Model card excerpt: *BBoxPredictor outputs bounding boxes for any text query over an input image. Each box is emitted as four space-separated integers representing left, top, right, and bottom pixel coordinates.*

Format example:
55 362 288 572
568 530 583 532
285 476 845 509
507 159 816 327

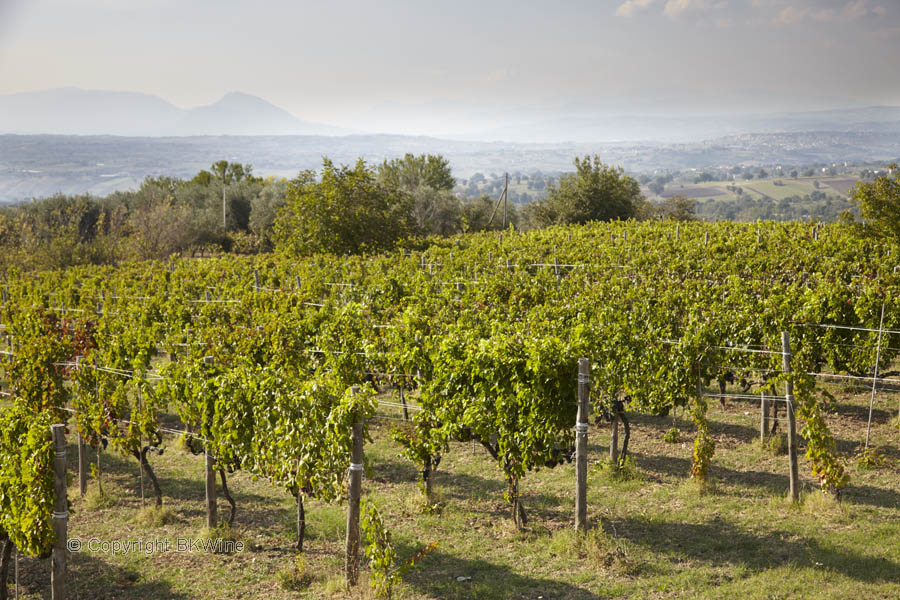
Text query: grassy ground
6 379 900 599
677 176 855 202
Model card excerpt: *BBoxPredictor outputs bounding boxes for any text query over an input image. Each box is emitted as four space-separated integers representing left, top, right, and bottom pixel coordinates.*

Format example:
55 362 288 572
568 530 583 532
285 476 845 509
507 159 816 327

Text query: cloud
772 6 809 24
615 0 655 17
662 0 728 18
663 0 698 17
812 8 836 21
843 0 869 18
616 0 727 20
772 2 871 25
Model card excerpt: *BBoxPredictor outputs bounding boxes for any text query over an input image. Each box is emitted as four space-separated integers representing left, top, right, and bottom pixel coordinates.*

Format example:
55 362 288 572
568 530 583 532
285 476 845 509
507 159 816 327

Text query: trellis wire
59 406 210 444
794 322 900 336
704 393 789 402
807 371 900 386
379 401 423 412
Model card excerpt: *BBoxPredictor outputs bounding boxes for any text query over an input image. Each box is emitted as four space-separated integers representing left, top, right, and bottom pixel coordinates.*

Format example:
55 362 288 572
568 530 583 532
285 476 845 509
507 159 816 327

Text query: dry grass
4 378 900 599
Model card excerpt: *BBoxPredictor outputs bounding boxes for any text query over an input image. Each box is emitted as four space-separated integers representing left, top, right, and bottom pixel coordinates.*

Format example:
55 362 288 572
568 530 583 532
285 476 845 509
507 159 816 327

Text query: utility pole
486 172 510 229
222 179 227 231
502 173 509 229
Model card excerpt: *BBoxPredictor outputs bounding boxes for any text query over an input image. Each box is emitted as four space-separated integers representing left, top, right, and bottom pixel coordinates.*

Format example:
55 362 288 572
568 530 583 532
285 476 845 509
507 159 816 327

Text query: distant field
660 176 860 202
825 178 860 195
661 185 730 199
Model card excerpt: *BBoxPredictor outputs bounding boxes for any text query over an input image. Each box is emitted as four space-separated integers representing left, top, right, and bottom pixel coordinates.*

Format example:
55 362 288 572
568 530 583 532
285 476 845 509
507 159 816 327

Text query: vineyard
1 219 900 599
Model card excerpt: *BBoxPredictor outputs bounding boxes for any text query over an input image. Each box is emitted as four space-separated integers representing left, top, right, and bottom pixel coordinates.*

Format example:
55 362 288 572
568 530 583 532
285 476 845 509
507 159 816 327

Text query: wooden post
345 386 363 586
78 435 87 498
51 424 67 600
204 352 217 528
253 269 260 291
575 358 589 532
760 390 770 443
75 356 87 498
675 225 680 241
782 332 799 503
704 231 709 247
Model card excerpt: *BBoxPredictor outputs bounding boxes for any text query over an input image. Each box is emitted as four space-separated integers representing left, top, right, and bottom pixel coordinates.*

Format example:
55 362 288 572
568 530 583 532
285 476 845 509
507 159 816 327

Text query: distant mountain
3 88 898 143
176 91 347 136
0 88 349 136
0 88 182 136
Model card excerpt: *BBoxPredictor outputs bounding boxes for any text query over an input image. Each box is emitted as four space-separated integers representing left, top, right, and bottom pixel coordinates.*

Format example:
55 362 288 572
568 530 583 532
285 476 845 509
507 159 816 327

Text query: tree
461 194 518 232
377 154 463 236
194 161 259 232
126 201 204 260
249 178 289 247
848 164 900 243
527 156 642 226
273 158 418 255
378 154 454 192
207 161 256 186
408 186 464 236
656 194 697 221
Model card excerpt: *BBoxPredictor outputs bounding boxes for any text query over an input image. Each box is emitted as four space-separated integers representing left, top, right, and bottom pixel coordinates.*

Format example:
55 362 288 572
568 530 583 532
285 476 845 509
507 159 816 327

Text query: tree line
0 153 699 269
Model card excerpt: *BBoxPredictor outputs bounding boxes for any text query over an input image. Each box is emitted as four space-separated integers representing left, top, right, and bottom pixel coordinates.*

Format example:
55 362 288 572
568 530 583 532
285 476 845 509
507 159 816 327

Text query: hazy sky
1 0 898 132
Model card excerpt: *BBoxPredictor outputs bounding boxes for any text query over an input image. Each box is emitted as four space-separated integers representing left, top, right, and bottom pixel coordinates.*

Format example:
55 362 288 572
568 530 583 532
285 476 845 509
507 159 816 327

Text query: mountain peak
0 88 349 136
213 91 272 106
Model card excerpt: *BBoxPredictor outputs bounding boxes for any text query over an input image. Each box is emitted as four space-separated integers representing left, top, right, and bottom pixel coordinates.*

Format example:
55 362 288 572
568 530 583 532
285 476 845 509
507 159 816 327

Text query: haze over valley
1 88 899 202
